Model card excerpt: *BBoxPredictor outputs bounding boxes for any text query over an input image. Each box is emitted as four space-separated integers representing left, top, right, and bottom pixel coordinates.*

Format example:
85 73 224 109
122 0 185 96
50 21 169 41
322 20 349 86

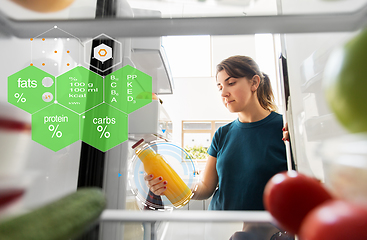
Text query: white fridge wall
284 32 354 179
0 37 82 209
22 141 81 208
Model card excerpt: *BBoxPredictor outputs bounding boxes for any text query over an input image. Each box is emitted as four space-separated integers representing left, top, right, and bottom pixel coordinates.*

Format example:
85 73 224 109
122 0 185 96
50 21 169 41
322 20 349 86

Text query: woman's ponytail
257 72 277 112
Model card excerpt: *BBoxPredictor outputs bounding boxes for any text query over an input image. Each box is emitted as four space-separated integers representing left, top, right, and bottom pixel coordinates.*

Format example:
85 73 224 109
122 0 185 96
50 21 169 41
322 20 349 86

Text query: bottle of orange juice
132 139 192 208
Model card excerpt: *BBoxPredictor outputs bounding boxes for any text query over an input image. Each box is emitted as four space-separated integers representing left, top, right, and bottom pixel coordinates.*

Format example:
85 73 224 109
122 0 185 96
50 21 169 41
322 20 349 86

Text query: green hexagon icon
8 66 55 114
32 103 79 152
105 65 152 114
56 66 103 114
80 103 128 152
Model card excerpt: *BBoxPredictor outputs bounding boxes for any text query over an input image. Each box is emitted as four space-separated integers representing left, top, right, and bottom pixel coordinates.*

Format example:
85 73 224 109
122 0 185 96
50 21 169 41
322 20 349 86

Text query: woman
145 55 289 238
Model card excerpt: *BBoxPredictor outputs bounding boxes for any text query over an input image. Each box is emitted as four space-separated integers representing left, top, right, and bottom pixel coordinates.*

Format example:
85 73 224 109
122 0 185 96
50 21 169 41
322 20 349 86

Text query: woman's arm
191 155 219 200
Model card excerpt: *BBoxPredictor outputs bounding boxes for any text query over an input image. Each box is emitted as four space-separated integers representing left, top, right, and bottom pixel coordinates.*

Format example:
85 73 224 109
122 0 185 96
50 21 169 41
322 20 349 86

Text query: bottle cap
132 139 145 149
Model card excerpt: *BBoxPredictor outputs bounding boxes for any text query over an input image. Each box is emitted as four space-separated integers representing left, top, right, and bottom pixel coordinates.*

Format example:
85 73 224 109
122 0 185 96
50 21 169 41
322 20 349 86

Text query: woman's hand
282 122 289 142
144 174 167 196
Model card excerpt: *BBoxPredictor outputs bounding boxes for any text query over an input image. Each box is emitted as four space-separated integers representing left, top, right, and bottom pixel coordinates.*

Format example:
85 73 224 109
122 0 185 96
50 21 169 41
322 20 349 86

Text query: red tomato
0 189 24 209
263 171 333 234
299 200 367 240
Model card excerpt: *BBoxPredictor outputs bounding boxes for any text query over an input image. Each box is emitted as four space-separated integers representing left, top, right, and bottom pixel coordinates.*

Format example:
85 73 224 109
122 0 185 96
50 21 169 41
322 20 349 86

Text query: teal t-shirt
207 111 287 210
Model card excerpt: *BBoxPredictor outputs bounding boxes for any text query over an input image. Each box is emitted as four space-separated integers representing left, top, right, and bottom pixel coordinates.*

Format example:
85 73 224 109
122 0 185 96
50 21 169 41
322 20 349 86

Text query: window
162 35 211 77
182 120 231 160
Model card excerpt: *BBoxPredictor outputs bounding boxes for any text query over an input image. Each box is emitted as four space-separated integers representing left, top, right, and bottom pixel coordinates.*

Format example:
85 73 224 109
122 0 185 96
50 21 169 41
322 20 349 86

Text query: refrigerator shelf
0 2 366 38
100 209 272 223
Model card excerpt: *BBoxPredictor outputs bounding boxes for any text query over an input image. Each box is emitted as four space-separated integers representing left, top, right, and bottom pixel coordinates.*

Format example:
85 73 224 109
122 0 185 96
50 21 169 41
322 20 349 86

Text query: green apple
323 28 367 133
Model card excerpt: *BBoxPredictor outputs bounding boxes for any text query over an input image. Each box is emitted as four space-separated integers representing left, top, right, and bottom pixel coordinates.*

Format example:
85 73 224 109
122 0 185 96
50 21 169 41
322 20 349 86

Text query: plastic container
132 139 192 208
322 133 367 204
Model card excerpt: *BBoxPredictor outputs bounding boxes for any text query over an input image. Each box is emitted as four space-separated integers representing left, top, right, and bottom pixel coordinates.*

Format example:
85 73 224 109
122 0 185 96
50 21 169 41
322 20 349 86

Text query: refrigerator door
280 1 367 204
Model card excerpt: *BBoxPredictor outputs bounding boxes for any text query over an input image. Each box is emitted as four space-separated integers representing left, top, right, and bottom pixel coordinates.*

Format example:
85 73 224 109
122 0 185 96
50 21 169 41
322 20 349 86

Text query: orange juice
132 139 192 208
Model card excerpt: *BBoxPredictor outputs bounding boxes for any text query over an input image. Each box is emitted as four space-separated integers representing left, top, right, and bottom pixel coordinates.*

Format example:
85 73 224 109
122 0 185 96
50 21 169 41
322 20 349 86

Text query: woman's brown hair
216 55 277 112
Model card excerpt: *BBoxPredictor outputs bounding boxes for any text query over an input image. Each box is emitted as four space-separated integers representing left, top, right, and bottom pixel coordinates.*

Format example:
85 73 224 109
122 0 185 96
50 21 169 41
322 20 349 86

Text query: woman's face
216 70 255 113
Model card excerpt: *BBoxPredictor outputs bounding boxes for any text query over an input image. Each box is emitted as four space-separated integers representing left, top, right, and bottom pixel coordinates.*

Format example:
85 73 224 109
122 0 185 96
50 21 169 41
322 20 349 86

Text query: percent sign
14 93 26 103
48 124 62 138
97 125 110 138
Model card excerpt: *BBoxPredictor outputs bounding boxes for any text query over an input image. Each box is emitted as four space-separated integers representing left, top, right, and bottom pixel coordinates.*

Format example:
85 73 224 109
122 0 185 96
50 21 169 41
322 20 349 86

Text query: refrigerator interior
1 0 367 239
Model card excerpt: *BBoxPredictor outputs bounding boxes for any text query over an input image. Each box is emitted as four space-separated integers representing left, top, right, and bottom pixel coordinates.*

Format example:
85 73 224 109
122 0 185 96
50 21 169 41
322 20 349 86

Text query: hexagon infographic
105 65 152 114
8 32 153 152
56 66 103 113
8 66 55 114
32 103 79 151
80 103 128 152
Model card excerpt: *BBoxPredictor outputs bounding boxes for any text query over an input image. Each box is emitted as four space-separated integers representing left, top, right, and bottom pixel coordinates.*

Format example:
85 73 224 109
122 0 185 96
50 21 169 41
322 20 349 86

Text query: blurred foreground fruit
299 200 367 240
324 28 367 133
0 188 105 240
11 0 74 12
263 171 333 234
0 189 24 210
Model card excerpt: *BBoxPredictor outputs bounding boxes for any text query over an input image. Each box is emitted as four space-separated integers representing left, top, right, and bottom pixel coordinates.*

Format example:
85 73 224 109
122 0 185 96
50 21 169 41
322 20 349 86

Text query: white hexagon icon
83 33 122 73
94 43 112 63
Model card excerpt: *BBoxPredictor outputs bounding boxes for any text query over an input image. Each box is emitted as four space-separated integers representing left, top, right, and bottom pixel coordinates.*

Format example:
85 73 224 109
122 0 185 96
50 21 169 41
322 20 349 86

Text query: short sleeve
207 127 221 158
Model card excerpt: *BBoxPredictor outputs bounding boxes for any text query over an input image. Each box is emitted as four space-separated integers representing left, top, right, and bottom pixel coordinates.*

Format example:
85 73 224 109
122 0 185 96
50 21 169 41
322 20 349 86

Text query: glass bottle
132 139 192 208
